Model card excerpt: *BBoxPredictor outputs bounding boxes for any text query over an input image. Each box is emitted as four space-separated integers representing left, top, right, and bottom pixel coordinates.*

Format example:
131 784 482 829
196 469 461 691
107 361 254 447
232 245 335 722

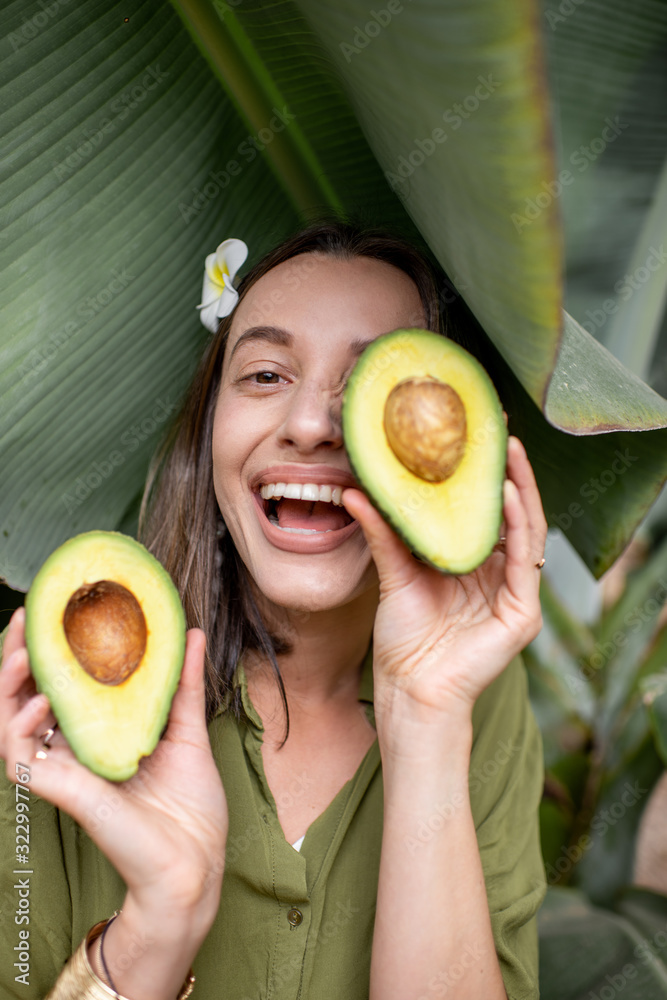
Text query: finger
342 488 421 592
4 685 117 814
0 645 55 715
1 607 26 667
0 655 59 747
3 691 52 778
0 646 32 702
0 647 42 745
163 628 208 742
503 478 541 611
506 436 547 551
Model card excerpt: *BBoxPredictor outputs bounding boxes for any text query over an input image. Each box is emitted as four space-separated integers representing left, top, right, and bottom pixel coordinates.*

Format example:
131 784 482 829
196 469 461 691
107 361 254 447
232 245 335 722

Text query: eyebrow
228 327 378 361
228 326 293 360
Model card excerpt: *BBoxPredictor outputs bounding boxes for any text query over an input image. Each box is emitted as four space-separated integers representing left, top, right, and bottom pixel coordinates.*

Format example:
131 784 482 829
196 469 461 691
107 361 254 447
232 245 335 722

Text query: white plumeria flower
197 238 248 333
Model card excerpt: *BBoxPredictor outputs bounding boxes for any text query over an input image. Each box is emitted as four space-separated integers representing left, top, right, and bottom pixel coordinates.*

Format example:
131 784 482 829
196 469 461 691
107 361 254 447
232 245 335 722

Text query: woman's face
211 252 426 616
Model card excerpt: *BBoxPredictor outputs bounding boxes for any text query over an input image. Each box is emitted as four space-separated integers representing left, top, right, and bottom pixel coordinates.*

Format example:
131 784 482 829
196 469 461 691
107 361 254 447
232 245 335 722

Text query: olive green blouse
0 650 545 1000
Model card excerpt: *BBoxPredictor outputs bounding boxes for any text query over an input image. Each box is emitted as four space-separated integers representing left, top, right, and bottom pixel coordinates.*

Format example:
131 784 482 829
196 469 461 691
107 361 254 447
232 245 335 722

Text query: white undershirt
291 835 305 852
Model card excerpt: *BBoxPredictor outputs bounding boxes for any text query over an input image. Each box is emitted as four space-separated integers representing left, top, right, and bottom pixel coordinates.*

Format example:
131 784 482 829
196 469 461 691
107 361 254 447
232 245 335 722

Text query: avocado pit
383 376 467 482
63 580 147 685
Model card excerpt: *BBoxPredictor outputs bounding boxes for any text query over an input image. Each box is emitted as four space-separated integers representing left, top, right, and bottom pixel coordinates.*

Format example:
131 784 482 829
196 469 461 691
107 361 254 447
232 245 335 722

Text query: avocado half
342 329 507 574
25 531 186 781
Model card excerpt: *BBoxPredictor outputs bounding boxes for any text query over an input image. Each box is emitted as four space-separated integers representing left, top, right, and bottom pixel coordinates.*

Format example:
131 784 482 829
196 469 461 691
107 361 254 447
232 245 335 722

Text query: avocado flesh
342 330 507 574
25 531 186 781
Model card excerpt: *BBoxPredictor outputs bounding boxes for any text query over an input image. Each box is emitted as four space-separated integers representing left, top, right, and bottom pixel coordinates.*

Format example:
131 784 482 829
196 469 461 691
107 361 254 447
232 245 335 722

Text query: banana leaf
542 0 667 380
2 0 667 590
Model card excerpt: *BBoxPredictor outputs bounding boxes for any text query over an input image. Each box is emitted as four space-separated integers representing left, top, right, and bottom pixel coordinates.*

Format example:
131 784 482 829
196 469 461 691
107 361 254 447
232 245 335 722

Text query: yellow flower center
210 259 230 290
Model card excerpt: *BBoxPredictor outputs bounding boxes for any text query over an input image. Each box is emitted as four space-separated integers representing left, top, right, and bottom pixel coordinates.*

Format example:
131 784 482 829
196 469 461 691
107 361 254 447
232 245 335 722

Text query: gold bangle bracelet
45 918 196 1000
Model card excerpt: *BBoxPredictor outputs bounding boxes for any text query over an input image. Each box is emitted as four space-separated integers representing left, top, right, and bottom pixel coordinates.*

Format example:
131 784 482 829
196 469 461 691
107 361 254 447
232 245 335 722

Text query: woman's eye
252 371 281 384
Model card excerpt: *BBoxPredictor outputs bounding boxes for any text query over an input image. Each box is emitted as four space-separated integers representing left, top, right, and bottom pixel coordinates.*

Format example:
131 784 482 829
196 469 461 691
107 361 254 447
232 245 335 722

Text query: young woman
0 223 547 1000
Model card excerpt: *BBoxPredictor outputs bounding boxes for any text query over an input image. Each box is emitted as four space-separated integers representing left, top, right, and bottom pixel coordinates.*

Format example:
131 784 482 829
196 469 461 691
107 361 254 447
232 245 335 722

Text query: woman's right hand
0 607 228 998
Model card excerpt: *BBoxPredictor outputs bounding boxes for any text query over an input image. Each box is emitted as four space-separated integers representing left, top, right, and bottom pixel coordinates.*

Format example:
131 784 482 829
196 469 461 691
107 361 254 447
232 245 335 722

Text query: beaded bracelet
45 915 196 999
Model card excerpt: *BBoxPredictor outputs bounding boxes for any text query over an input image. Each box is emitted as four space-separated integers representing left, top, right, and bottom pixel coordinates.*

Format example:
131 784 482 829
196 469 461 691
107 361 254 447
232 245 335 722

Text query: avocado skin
342 330 507 575
25 531 186 781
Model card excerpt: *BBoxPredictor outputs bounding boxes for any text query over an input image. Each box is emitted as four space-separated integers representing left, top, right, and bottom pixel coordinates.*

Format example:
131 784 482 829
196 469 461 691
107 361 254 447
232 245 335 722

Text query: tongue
276 499 351 532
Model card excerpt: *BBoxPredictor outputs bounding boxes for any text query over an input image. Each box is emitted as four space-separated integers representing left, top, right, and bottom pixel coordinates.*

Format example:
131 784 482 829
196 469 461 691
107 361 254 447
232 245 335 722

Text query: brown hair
139 221 444 741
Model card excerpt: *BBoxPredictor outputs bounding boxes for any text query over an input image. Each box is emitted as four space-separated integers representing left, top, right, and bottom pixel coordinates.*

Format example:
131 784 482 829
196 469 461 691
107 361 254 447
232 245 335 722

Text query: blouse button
287 907 303 927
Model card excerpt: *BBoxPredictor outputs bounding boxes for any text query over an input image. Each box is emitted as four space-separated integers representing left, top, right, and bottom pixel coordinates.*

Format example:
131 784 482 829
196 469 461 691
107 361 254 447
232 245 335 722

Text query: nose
277 383 343 453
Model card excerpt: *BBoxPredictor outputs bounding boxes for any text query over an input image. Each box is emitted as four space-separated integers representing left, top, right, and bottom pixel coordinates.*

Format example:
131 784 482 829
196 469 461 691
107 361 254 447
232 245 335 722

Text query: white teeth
259 482 345 505
280 526 331 535
267 512 333 535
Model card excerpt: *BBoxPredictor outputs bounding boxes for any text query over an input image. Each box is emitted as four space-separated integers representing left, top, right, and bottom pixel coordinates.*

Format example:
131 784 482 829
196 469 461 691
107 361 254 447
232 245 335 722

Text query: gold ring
35 724 58 759
536 557 546 569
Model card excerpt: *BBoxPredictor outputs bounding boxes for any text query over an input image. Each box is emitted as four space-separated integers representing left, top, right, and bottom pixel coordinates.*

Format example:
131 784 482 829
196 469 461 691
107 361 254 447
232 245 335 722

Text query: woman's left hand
342 435 546 722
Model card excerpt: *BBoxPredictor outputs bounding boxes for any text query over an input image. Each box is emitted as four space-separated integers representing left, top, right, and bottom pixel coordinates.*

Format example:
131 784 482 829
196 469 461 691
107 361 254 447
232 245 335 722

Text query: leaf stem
171 0 344 219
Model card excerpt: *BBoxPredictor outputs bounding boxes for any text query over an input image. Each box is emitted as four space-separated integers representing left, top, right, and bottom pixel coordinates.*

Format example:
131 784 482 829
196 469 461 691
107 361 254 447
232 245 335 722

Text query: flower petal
199 267 222 309
197 279 240 333
196 239 248 332
215 238 248 282
198 300 222 334
217 279 239 316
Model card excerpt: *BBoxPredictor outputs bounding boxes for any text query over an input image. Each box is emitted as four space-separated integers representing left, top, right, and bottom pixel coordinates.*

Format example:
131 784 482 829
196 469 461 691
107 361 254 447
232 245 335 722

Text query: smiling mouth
258 482 355 535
